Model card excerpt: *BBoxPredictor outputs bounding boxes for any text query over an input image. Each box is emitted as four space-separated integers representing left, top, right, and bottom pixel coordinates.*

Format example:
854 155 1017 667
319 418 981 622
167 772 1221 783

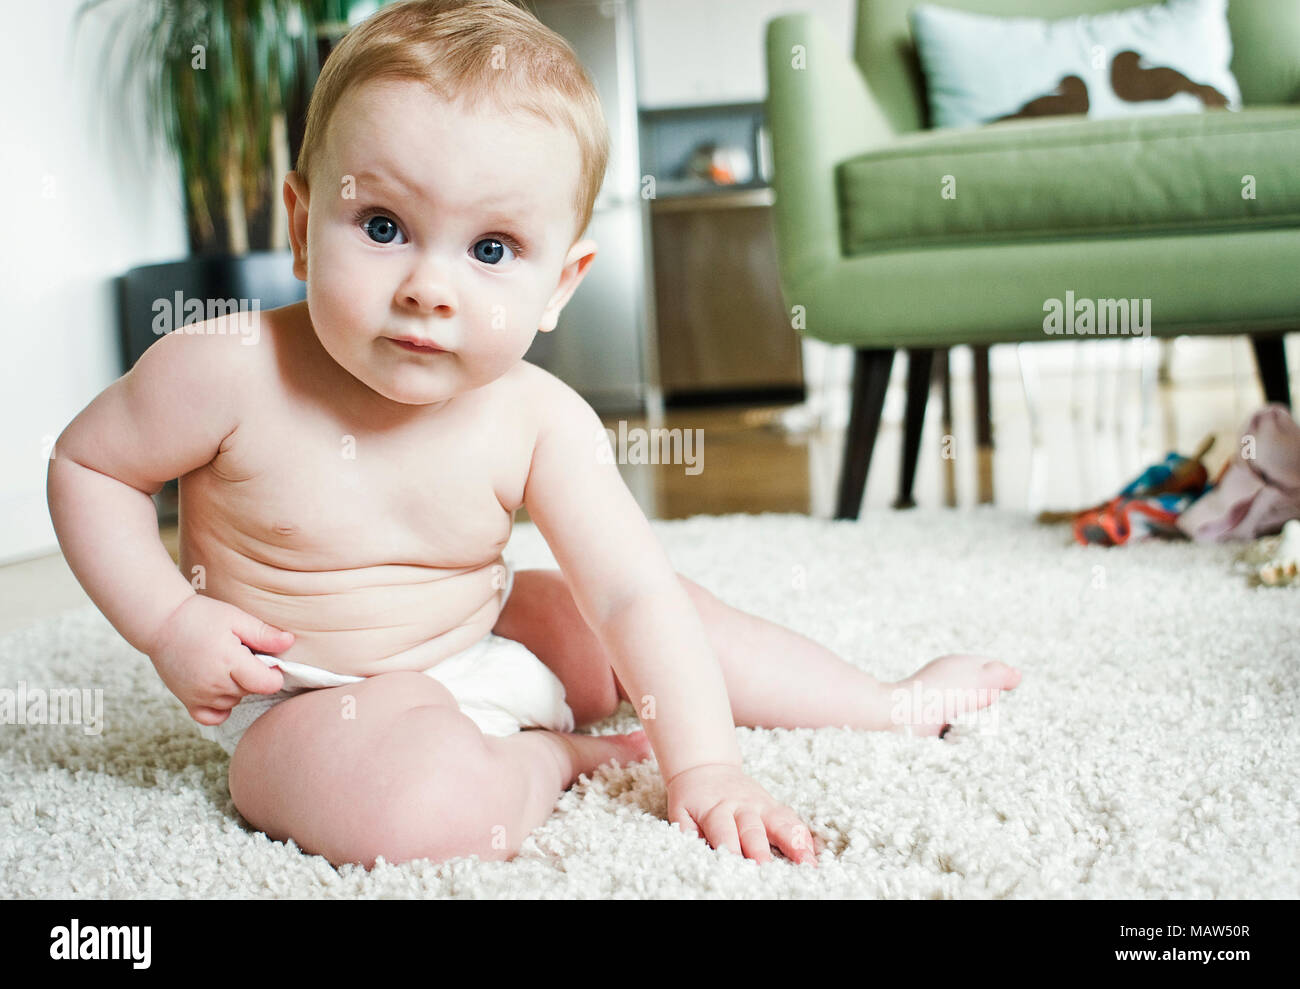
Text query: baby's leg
227 671 649 867
494 570 1020 736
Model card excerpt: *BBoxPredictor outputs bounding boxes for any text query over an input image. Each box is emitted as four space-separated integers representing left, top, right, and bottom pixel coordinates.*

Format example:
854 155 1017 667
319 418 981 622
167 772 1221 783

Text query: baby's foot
885 654 1021 737
560 728 653 780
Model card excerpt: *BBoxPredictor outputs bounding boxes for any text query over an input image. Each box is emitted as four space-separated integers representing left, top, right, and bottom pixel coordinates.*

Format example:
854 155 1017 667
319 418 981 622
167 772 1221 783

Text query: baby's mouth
387 336 448 355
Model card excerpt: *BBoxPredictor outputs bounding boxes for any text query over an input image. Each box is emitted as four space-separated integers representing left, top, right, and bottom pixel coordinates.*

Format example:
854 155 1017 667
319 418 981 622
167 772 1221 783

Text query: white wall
0 0 188 564
634 0 854 108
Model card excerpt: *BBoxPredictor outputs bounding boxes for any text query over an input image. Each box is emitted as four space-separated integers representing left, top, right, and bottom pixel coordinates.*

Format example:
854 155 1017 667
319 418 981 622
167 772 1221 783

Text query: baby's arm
47 324 287 721
523 375 813 863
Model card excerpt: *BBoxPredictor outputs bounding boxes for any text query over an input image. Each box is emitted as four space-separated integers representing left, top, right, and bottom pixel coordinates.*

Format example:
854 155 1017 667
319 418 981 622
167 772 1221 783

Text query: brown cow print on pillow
997 75 1089 121
1110 50 1228 107
999 50 1228 122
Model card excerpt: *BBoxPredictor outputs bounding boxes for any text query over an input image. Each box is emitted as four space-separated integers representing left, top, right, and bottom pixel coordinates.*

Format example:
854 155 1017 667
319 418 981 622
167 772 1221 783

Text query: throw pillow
910 0 1241 128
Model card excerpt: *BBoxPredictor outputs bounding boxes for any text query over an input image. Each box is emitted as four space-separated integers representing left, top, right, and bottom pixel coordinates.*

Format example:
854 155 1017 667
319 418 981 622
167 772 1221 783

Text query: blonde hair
296 0 610 241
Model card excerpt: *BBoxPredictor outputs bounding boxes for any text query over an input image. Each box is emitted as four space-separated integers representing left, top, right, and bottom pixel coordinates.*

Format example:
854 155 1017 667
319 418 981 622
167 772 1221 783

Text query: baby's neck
349 387 456 429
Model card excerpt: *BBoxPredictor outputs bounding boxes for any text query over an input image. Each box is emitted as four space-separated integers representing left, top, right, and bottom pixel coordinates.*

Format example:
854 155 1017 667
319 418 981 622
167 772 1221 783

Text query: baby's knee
344 706 504 866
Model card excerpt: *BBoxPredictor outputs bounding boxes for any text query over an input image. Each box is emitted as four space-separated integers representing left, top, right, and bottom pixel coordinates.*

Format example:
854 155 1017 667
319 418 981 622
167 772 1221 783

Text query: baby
47 0 1019 868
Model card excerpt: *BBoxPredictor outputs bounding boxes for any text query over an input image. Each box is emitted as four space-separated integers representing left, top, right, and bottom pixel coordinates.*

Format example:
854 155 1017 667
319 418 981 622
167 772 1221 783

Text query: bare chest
187 382 529 575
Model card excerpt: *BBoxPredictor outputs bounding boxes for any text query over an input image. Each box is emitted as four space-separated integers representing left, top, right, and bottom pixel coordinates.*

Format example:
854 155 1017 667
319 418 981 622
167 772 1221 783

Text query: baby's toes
980 660 1021 691
621 729 653 762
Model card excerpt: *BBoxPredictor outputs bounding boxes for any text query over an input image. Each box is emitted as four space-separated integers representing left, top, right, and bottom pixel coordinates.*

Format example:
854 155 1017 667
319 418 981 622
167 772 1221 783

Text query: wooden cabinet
650 189 803 398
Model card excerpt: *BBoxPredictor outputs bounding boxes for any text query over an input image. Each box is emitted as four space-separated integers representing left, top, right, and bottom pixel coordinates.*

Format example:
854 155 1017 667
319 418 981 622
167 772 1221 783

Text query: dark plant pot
116 251 305 373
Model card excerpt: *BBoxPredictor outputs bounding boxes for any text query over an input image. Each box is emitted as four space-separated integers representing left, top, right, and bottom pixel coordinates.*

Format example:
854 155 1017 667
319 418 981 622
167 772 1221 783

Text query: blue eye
472 237 516 265
362 215 404 245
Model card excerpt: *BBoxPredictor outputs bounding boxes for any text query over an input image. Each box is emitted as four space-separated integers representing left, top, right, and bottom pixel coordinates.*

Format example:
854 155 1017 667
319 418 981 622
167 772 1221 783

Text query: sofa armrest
765 12 895 302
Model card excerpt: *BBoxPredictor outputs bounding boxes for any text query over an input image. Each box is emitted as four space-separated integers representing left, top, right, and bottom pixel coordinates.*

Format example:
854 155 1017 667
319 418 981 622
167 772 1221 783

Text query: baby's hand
666 763 816 865
146 595 292 726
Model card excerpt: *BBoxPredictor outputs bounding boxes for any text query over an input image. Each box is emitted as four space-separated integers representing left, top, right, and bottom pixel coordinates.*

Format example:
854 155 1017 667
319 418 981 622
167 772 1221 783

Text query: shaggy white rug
2 510 1297 899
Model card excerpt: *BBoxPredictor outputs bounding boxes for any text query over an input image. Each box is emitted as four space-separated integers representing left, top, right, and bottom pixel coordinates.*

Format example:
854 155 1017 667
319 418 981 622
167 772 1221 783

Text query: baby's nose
397 256 457 314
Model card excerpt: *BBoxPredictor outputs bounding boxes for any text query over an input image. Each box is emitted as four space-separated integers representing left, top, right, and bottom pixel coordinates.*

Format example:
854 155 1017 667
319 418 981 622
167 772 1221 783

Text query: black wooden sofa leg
972 344 994 504
835 348 894 519
894 348 934 509
1251 333 1292 409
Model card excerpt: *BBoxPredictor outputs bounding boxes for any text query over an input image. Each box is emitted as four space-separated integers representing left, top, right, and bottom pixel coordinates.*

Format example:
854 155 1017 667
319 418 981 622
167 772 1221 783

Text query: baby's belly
194 546 510 677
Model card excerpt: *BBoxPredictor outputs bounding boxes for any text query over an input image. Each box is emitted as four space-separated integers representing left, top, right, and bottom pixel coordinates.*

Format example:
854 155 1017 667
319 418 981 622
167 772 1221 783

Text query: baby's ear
540 238 598 332
283 172 311 281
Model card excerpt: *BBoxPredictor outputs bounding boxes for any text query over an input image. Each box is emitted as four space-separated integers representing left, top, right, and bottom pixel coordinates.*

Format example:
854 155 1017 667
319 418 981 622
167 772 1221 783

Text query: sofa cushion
837 107 1300 254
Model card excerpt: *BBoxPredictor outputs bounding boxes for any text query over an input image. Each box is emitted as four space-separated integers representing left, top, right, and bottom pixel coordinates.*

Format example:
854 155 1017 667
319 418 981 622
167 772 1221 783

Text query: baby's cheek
309 252 363 309
306 279 363 351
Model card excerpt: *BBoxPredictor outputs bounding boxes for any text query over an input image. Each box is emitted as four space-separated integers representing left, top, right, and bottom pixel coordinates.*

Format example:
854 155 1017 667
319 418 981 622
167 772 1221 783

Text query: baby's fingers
670 808 701 841
229 650 285 695
735 809 773 863
765 807 818 866
190 705 231 727
700 805 743 858
231 612 295 656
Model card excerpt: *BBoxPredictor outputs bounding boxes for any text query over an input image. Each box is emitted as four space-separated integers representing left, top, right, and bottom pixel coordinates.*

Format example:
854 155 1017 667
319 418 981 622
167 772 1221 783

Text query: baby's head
283 0 610 408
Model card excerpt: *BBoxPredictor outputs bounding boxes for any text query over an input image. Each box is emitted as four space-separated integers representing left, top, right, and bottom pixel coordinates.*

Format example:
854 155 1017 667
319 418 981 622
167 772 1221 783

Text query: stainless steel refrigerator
524 0 659 415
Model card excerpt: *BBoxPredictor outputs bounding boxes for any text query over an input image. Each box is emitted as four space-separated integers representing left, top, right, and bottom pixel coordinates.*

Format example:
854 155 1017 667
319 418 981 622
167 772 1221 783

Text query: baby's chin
357 358 513 409
359 370 462 407
310 338 454 407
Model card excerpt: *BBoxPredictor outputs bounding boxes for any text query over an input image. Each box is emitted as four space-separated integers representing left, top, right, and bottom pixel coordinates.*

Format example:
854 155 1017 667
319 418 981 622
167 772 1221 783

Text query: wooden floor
2 335 1291 636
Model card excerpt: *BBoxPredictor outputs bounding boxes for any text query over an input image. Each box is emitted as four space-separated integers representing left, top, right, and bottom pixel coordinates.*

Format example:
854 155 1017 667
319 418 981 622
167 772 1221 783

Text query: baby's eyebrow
353 167 418 196
352 167 534 220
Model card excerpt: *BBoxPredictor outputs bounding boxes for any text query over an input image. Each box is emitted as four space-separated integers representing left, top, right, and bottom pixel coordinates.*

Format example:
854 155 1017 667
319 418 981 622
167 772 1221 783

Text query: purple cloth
1177 404 1300 542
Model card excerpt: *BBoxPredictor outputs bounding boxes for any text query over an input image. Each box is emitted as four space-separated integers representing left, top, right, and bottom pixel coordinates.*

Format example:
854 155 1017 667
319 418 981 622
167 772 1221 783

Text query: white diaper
195 564 575 755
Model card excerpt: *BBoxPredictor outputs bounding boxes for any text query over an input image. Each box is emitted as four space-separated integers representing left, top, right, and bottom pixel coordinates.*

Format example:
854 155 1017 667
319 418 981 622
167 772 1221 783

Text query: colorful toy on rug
1036 436 1214 546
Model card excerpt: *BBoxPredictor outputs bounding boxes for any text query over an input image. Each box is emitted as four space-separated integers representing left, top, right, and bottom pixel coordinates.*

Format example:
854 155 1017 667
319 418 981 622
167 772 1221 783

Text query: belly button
272 523 297 537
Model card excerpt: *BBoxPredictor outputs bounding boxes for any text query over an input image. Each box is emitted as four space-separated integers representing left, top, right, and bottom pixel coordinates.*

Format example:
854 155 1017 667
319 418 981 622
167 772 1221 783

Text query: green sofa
764 0 1300 518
